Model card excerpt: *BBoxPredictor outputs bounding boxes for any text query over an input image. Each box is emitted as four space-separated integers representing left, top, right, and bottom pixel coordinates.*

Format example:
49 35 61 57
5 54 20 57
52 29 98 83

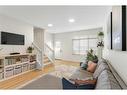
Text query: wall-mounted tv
1 31 25 45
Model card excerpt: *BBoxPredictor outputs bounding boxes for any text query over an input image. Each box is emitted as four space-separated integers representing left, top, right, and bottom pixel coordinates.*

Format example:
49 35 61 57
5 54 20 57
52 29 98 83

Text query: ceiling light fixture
69 18 75 23
48 24 53 27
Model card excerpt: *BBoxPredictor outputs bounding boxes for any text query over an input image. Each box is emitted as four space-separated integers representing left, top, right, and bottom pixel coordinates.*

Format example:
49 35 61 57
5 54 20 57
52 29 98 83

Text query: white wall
103 6 127 84
0 14 33 55
54 28 102 62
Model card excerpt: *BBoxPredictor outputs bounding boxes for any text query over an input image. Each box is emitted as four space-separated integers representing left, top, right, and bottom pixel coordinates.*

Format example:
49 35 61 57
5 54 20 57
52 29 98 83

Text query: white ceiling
0 6 111 33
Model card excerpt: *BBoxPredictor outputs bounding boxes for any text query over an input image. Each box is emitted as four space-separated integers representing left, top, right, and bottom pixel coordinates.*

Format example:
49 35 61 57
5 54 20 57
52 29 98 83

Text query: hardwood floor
55 60 80 67
0 60 79 89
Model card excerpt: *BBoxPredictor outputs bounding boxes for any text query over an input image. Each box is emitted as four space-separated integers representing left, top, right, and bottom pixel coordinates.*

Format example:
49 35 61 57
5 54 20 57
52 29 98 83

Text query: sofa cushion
93 61 110 79
107 70 121 89
97 59 107 66
95 70 121 89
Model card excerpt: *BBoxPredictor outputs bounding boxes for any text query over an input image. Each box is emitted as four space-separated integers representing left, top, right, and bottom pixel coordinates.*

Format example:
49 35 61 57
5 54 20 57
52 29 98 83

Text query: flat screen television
1 32 25 45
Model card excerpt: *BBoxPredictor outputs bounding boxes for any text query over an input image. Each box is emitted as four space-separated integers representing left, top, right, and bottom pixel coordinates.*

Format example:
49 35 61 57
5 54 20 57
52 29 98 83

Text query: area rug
20 64 78 89
49 64 78 79
20 74 63 89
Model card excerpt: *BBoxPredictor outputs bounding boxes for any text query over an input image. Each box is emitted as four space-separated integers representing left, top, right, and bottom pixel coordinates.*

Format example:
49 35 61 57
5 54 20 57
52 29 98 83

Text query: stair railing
44 43 55 63
32 42 43 70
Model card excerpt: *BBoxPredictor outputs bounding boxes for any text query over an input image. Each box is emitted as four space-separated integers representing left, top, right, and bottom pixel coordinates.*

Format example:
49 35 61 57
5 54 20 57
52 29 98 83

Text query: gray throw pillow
81 62 88 70
93 62 110 79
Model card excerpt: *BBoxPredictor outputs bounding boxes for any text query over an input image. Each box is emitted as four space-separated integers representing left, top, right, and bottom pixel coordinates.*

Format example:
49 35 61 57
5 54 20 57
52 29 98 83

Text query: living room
0 4 127 91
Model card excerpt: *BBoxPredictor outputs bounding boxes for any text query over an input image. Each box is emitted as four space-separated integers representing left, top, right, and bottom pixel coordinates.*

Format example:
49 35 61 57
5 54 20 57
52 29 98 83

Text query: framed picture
107 12 112 49
112 6 126 51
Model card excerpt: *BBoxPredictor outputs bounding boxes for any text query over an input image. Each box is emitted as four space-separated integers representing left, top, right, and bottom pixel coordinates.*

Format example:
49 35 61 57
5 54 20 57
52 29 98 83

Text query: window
72 37 97 55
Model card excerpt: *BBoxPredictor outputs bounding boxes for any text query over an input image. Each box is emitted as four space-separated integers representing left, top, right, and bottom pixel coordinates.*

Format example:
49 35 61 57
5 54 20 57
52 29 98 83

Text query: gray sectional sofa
70 59 127 89
21 59 127 89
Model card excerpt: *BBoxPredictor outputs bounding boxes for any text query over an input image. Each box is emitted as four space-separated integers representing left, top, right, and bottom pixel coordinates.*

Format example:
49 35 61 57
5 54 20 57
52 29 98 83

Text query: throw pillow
87 61 97 73
80 62 88 70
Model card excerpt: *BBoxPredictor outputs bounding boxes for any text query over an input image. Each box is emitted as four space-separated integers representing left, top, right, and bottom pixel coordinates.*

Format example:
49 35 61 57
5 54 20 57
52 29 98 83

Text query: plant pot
28 50 32 53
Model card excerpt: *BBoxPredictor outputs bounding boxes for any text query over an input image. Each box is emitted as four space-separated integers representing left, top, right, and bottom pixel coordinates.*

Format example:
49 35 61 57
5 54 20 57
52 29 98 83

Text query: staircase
32 42 55 69
32 43 43 70
43 55 53 66
44 43 55 64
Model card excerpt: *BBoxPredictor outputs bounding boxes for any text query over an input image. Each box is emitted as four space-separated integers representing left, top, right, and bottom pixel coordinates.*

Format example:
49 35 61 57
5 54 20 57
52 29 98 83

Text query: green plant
27 46 34 53
97 41 104 47
86 49 98 63
98 31 104 36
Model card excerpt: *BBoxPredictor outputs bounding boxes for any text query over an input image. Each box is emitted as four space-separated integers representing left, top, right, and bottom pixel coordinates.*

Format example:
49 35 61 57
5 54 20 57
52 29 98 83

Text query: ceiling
0 6 111 33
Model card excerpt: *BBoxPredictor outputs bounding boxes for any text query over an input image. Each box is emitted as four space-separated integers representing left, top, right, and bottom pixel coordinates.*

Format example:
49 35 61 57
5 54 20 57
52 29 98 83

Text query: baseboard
55 58 62 60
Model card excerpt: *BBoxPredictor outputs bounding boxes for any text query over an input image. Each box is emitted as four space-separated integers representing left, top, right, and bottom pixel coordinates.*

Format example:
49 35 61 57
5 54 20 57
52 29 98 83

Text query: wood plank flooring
0 60 79 89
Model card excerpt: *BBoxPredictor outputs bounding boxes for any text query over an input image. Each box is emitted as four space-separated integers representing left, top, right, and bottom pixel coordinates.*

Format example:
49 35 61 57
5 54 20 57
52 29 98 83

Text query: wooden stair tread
44 62 52 66
44 59 50 63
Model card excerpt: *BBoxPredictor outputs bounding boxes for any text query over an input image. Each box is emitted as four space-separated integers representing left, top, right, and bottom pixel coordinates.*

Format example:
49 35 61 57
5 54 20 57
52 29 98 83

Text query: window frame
72 37 97 55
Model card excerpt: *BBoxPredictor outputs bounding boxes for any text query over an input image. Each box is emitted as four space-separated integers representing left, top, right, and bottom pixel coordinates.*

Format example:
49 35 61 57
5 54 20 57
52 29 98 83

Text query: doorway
33 27 44 69
55 41 62 59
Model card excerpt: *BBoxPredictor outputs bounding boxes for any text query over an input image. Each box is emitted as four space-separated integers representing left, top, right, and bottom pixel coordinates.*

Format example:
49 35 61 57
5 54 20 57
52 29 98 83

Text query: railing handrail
44 43 55 63
32 42 43 70
44 43 54 52
32 43 42 52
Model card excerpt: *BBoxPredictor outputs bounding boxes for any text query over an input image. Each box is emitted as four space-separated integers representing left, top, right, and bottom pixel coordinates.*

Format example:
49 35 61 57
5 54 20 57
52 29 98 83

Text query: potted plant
86 49 98 63
97 41 104 47
98 31 104 37
27 46 34 53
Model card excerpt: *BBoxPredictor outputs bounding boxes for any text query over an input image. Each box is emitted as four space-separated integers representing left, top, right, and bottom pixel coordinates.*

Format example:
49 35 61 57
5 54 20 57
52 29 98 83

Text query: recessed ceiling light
69 18 75 23
48 24 53 27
